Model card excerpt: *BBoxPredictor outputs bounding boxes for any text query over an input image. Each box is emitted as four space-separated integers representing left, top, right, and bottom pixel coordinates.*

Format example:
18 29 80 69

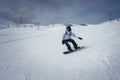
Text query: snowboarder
62 26 83 51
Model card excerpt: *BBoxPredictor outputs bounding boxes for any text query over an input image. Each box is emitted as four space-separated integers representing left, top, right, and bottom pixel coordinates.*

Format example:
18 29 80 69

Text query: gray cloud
0 0 120 24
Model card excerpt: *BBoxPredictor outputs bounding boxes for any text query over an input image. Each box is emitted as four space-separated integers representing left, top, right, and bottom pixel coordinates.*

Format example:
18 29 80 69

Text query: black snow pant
63 39 78 51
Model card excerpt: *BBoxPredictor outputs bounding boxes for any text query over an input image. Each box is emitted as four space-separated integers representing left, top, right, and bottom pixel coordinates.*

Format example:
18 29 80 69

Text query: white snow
0 21 120 80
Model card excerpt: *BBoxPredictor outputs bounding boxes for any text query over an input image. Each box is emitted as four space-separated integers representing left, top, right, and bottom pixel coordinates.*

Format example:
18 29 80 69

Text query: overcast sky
0 0 120 24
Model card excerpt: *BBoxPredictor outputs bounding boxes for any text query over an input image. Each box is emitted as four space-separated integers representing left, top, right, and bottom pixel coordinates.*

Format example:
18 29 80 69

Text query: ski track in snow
0 21 120 80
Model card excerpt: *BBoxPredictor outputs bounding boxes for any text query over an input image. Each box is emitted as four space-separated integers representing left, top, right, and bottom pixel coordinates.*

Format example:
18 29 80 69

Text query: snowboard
63 46 86 54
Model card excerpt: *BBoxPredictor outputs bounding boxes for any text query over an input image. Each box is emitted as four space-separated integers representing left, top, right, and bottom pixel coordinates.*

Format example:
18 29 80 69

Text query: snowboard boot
75 46 80 50
68 49 73 52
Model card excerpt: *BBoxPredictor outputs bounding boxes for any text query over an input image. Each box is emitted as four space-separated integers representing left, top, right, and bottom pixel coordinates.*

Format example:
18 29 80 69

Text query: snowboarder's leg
65 43 72 51
63 40 72 51
69 39 78 49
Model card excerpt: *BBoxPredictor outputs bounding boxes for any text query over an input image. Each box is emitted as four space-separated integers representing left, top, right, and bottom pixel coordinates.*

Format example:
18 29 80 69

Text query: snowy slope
0 21 120 80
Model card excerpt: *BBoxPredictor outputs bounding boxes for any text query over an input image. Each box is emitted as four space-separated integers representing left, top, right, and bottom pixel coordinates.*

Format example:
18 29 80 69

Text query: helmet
66 26 71 31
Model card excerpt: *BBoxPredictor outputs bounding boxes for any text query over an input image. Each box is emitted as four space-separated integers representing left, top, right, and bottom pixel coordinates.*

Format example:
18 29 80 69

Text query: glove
62 40 64 44
78 37 83 40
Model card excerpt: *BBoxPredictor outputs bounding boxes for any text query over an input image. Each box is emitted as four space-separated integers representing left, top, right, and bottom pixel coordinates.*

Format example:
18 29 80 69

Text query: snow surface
0 21 120 80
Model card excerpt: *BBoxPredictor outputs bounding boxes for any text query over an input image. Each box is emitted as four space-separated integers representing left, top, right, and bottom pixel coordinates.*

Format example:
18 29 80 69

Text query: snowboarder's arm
62 34 65 40
62 31 67 40
71 32 83 40
71 32 78 38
